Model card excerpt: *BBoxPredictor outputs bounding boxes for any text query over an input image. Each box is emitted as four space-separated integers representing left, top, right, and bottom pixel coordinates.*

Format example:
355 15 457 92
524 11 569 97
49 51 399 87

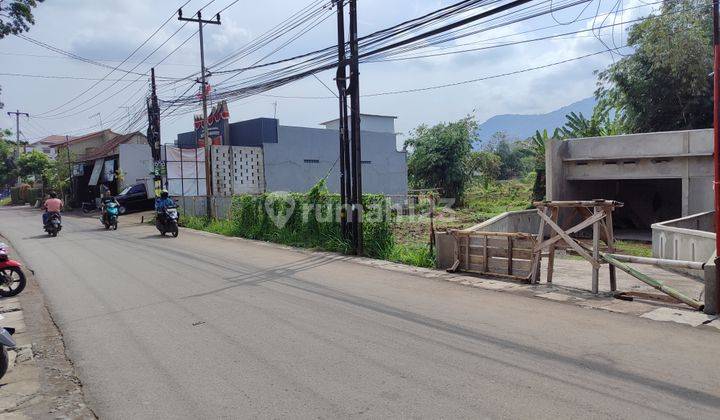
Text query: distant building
173 110 407 199
51 130 151 205
26 135 72 159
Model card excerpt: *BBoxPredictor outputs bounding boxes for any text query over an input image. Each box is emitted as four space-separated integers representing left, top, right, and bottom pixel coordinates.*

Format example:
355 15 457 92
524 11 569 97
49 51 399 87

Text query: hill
477 97 596 143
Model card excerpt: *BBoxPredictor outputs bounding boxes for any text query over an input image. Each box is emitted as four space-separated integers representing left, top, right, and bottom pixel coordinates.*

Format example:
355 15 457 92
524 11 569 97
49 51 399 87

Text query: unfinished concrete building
546 129 713 236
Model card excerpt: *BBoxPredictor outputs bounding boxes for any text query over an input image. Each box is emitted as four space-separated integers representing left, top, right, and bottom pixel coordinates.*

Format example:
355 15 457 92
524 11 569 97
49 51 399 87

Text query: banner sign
194 100 229 147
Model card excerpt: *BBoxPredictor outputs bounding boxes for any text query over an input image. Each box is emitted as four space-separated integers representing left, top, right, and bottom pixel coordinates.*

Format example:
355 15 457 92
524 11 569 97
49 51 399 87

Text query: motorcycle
0 243 26 297
156 206 179 237
102 202 119 230
44 212 62 237
0 323 16 380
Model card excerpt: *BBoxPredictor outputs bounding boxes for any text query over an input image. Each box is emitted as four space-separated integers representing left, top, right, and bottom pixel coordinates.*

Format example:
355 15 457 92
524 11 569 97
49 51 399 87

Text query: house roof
32 135 74 146
49 129 117 148
77 132 146 162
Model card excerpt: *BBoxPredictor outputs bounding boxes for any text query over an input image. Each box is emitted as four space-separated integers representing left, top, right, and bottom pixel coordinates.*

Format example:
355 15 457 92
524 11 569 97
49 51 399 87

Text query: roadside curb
182 226 720 332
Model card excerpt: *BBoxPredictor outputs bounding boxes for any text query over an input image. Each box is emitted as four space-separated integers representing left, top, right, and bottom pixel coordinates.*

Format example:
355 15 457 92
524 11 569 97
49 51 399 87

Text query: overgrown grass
463 173 534 220
0 197 10 206
388 243 436 268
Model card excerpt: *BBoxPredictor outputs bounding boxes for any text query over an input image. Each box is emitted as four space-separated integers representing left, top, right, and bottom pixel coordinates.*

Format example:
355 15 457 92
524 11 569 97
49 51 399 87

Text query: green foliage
388 243 435 268
559 108 625 139
468 150 501 188
405 116 477 205
182 181 395 260
0 130 16 187
0 0 43 38
464 175 534 220
483 132 531 179
17 150 53 184
596 0 712 132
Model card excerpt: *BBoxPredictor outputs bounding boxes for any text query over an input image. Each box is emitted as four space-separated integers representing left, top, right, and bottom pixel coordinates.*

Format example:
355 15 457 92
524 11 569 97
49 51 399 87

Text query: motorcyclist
155 190 175 224
41 192 63 226
100 190 119 225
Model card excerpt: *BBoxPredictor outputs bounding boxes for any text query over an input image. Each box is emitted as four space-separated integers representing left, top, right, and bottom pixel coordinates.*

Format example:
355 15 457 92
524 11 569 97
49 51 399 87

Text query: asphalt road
1 207 719 419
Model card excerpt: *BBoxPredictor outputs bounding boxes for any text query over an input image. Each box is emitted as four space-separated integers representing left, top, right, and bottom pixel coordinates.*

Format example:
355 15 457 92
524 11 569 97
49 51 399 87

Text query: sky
0 0 659 148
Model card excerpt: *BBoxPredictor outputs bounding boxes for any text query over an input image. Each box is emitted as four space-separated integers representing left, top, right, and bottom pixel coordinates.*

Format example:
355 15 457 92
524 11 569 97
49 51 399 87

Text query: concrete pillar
435 231 457 270
545 139 565 201
681 176 690 217
705 255 718 315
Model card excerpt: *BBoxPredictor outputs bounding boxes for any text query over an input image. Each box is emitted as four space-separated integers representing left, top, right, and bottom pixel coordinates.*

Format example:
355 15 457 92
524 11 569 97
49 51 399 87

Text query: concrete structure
51 129 119 159
546 129 713 231
175 114 408 199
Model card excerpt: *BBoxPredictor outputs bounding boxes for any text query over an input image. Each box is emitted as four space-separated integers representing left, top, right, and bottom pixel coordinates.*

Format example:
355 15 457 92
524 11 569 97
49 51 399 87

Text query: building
173 106 407 199
546 129 713 234
52 130 151 205
25 135 73 159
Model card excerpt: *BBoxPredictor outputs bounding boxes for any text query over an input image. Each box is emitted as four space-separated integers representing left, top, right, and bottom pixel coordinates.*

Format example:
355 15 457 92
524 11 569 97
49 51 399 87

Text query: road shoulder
0 236 95 419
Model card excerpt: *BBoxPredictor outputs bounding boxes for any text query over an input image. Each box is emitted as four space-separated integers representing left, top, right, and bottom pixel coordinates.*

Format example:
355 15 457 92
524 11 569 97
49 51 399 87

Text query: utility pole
147 68 163 199
65 134 73 203
6 110 29 156
334 0 350 240
348 0 363 255
712 0 720 315
179 8 221 218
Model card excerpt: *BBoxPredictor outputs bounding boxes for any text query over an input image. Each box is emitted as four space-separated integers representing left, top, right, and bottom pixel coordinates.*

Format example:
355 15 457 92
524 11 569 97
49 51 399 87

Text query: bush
179 181 395 259
10 184 32 204
26 188 42 206
388 243 436 268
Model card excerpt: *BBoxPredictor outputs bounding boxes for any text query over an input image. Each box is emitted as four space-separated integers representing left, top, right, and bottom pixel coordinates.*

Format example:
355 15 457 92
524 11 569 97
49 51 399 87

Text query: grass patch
614 240 652 258
0 197 10 206
464 174 534 220
388 243 435 268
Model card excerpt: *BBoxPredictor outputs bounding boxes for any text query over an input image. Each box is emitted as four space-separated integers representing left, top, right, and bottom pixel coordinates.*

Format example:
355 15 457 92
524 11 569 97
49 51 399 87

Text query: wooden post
606 207 617 291
507 236 513 276
592 206 601 294
531 207 547 284
483 234 489 273
546 206 560 284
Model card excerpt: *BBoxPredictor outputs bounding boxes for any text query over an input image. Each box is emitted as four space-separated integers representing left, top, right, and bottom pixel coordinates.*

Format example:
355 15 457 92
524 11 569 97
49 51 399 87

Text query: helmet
161 189 169 199
49 192 57 198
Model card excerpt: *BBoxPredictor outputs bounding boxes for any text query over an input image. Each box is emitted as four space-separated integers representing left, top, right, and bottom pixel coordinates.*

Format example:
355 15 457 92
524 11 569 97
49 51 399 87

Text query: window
361 160 372 164
304 159 320 164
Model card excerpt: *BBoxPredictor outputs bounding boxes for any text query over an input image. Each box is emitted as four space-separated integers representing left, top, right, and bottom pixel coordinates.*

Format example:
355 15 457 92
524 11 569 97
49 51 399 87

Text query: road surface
1 207 719 419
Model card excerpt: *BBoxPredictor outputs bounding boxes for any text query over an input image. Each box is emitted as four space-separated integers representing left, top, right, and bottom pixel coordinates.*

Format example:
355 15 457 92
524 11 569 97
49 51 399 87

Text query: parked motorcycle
44 212 62 237
0 243 26 297
102 202 119 230
0 323 16 380
156 206 179 237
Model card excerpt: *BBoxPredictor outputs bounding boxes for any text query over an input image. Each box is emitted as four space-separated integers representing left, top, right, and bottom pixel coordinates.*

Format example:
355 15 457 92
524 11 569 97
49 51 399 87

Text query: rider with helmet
155 190 175 224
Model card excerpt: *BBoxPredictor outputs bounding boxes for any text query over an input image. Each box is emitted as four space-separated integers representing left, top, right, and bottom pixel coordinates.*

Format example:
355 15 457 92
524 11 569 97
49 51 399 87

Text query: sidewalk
0 237 95 419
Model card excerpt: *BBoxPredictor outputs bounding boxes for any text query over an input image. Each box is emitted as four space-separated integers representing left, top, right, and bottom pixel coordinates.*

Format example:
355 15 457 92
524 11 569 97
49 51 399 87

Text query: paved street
1 206 719 419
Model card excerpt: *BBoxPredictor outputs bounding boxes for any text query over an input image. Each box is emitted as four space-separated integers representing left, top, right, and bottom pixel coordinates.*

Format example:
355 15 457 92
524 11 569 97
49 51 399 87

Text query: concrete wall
322 114 397 134
464 209 540 234
175 196 233 220
651 212 715 264
547 129 713 224
263 125 408 197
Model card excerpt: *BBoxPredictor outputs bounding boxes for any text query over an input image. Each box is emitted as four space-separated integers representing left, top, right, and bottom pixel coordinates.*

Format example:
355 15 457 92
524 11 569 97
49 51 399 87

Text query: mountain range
477 97 596 143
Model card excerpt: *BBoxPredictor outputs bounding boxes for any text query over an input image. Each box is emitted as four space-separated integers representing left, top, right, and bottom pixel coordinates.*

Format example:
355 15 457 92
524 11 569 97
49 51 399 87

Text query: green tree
0 0 43 38
469 151 501 188
596 0 712 132
405 117 477 205
17 150 53 184
484 132 530 179
559 107 625 139
0 129 17 187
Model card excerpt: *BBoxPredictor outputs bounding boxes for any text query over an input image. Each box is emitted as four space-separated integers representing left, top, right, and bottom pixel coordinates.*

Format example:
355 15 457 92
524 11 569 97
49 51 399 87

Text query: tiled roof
78 132 146 161
49 129 117 148
33 135 74 145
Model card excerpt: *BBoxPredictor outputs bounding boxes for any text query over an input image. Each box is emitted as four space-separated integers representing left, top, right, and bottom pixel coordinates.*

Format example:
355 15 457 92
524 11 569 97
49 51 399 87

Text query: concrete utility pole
6 109 29 156
348 0 363 255
712 0 720 314
334 0 364 255
179 8 221 218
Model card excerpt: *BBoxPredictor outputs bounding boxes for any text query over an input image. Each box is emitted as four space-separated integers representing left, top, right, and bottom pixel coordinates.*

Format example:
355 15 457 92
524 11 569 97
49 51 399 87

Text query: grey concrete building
546 129 713 232
175 114 408 199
